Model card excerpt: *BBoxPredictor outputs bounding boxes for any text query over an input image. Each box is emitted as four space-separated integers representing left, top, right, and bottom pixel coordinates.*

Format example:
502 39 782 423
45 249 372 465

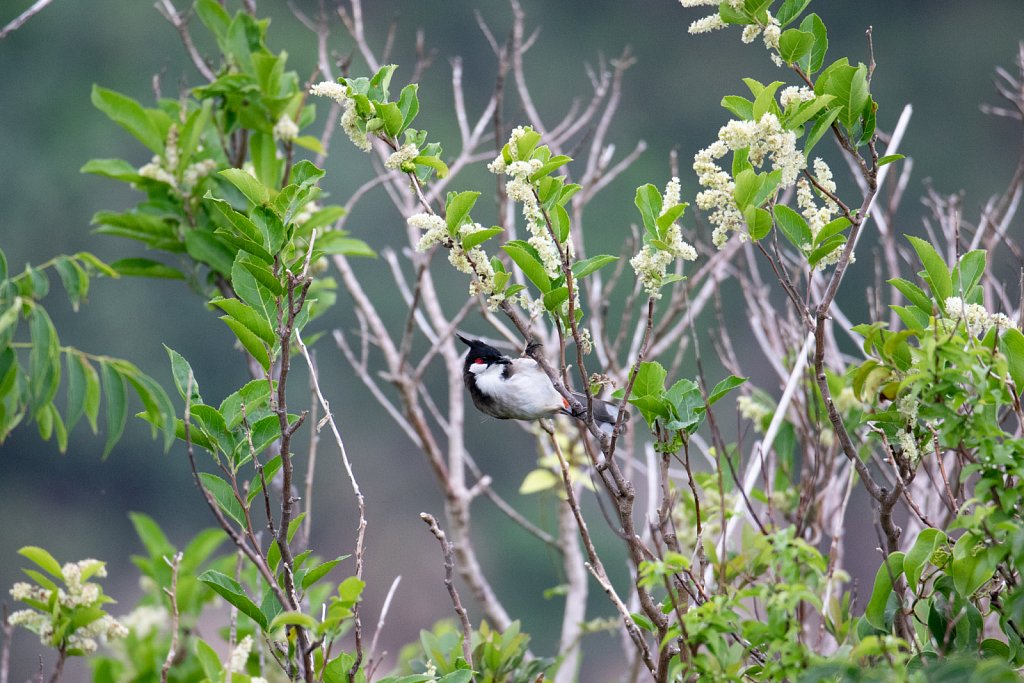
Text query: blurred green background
1 0 1022 679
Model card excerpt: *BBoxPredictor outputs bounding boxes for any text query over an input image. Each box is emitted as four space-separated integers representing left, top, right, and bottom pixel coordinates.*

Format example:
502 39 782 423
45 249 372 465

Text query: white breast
473 358 567 420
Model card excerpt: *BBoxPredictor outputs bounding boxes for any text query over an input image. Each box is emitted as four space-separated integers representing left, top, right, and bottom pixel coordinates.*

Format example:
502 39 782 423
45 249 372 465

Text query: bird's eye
473 358 485 364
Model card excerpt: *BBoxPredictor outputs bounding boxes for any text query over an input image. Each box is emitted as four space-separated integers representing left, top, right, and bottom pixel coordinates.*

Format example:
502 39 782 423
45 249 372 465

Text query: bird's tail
566 392 629 435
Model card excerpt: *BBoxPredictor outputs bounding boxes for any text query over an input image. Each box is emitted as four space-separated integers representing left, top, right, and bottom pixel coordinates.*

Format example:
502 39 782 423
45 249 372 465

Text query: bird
457 334 627 433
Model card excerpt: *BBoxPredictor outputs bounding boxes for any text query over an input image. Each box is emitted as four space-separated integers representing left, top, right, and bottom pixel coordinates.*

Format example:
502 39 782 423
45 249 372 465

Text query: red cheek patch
473 358 485 364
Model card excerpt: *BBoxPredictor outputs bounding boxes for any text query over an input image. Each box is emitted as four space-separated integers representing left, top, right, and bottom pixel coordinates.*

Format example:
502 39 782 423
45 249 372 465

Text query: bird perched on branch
457 334 627 433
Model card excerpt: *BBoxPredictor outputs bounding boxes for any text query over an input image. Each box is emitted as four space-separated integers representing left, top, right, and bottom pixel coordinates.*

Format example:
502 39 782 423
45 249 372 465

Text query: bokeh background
1 0 1022 680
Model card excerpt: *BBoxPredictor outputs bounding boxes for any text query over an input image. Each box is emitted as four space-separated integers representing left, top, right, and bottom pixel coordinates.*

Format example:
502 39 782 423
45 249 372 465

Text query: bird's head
456 334 509 374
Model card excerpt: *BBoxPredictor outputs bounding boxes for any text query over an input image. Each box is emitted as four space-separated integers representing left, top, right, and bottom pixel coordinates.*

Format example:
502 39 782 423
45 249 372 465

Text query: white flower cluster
8 559 128 654
737 394 771 425
944 296 1019 336
680 0 740 35
120 605 168 638
272 114 299 143
795 158 844 268
740 12 783 66
410 213 499 304
897 428 919 463
630 178 698 298
229 634 254 672
384 142 420 170
309 81 372 153
780 86 816 109
694 113 805 248
137 124 217 194
488 127 567 278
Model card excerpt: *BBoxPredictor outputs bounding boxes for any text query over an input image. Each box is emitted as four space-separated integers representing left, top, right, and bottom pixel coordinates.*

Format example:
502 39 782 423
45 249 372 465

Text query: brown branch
0 0 55 40
420 513 475 669
160 552 183 683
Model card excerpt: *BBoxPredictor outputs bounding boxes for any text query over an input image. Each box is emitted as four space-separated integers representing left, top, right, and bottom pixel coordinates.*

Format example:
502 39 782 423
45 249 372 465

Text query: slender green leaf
219 168 269 206
445 191 480 235
888 278 934 316
222 317 271 371
865 552 904 630
91 85 164 154
906 235 952 304
99 361 127 459
18 546 63 578
708 375 747 405
210 297 275 345
774 204 812 250
502 242 551 293
571 255 618 280
110 258 184 280
197 570 268 630
198 473 247 528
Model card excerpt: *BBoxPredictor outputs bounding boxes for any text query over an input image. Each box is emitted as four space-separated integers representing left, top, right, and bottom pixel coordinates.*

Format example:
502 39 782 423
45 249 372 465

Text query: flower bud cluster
310 81 372 152
694 114 805 248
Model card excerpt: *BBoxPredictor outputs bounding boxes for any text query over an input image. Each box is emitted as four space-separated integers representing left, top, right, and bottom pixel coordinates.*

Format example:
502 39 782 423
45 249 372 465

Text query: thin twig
160 552 183 683
0 0 55 40
420 513 475 669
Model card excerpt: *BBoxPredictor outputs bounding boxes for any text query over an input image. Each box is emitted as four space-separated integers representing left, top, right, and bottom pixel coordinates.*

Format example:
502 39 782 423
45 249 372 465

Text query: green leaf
519 468 560 494
784 93 834 129
219 168 269 206
222 317 271 371
779 29 814 64
999 328 1024 395
634 184 662 236
445 191 480 235
951 249 986 297
231 254 276 324
18 546 63 578
301 556 347 590
775 0 811 26
461 227 503 251
502 242 551 293
412 155 449 179
906 235 952 304
804 108 841 158
65 352 89 432
632 361 667 399
184 230 235 276
817 59 870 132
721 95 754 121
904 529 946 591
269 611 318 631
80 158 144 183
708 375 747 405
888 278 934 316
91 85 164 154
774 204 812 250
194 638 223 682
197 570 268 630
798 13 828 74
210 297 276 346
250 132 281 190
865 551 904 630
164 345 202 404
572 255 618 280
751 80 784 121
813 216 851 247
121 365 177 452
99 362 126 458
110 258 185 280
542 287 570 312
28 307 59 418
198 473 247 528
246 455 282 504
53 256 89 311
529 154 572 182
744 206 772 241
877 154 905 168
129 511 174 559
807 234 846 268
397 83 419 130
733 169 759 210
